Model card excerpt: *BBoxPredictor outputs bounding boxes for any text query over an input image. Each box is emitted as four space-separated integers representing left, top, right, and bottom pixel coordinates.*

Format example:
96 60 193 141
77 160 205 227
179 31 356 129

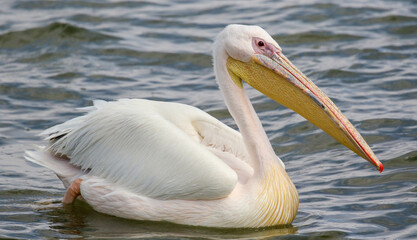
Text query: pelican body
26 25 382 228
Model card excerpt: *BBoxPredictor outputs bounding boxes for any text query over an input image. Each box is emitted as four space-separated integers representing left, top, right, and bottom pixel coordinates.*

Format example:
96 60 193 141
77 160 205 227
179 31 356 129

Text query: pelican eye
257 41 265 47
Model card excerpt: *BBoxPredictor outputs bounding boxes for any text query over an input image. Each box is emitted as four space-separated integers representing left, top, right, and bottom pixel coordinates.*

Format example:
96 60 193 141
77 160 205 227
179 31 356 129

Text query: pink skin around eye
252 37 281 58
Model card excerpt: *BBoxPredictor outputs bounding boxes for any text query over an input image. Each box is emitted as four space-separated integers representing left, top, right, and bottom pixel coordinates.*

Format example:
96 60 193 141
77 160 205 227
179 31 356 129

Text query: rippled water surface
1 0 416 239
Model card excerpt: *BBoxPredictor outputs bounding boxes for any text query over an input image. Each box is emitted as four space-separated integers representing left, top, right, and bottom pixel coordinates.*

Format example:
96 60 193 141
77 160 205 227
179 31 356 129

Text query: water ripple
0 22 117 49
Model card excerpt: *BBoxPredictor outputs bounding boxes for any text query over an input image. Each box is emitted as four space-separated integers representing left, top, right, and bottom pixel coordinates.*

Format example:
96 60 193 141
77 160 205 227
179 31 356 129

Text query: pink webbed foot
63 178 82 204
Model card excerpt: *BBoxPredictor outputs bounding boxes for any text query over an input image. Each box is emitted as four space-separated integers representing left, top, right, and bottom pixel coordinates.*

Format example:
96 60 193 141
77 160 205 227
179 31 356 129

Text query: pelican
26 24 383 228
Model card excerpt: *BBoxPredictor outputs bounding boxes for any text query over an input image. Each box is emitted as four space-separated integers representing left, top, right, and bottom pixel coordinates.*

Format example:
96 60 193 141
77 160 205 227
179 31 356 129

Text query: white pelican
26 24 383 228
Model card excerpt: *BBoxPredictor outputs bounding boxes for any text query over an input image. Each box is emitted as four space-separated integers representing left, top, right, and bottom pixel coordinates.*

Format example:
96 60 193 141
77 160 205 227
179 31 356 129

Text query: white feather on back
42 99 253 200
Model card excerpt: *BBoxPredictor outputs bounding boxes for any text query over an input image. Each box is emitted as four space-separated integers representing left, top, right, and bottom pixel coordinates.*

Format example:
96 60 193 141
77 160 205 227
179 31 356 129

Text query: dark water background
1 0 416 239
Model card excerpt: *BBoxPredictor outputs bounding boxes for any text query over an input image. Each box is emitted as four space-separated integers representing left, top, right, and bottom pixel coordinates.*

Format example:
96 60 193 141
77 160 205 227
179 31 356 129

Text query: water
1 0 416 239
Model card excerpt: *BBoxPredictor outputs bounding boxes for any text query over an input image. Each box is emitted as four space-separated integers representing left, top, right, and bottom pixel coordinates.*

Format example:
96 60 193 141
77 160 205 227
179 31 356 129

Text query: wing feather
43 99 244 200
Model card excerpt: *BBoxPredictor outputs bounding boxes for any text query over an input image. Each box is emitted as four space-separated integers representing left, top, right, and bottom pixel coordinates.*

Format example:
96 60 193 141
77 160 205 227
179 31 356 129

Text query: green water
1 0 416 239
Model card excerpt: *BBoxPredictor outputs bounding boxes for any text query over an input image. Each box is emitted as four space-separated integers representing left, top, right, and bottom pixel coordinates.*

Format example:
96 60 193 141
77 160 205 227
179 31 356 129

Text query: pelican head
215 24 383 172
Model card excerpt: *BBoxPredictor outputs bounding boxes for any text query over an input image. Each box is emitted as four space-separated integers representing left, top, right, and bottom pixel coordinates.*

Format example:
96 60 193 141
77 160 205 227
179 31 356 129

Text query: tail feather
25 148 84 188
26 102 107 188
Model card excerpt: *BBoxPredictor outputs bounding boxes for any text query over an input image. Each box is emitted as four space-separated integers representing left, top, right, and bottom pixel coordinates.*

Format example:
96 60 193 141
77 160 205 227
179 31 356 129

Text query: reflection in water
35 201 297 239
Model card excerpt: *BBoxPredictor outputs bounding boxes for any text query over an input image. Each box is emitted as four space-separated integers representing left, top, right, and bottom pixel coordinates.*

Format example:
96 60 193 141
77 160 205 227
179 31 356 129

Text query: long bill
226 52 383 172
